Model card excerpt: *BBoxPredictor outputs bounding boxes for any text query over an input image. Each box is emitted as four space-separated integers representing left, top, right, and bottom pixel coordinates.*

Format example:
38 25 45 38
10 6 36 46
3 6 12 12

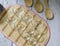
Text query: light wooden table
0 0 60 46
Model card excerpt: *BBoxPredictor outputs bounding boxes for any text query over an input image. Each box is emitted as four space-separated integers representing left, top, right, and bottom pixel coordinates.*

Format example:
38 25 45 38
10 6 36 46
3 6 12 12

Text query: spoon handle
44 0 49 8
36 0 41 3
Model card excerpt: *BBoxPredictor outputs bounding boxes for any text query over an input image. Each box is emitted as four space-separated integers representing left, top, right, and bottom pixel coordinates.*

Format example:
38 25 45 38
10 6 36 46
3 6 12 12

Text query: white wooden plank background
0 0 60 46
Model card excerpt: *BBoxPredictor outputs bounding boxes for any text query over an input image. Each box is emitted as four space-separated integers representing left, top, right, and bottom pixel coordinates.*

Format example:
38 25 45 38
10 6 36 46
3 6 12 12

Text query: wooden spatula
0 5 50 46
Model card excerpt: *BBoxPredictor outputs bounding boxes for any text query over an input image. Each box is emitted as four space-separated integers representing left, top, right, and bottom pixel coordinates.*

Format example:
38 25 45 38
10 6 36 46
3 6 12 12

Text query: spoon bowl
34 0 43 13
45 8 54 20
24 0 33 7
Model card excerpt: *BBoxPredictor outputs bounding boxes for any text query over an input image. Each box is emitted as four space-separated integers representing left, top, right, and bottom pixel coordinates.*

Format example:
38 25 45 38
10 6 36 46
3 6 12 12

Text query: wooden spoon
44 0 54 20
24 0 33 7
34 0 43 13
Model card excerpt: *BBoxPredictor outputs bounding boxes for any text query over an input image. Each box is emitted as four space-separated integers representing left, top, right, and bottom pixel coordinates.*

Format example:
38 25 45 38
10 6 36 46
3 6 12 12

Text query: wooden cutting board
0 5 50 46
